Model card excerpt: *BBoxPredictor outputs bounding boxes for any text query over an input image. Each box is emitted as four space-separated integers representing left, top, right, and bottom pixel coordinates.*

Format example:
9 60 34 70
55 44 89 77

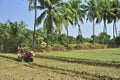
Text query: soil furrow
36 55 120 68
0 55 119 80
29 62 120 80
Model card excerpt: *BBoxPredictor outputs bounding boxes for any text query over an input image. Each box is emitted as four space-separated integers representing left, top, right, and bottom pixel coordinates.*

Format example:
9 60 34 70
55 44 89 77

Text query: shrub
2 40 18 53
89 43 107 49
29 44 43 52
73 44 82 50
81 43 90 49
115 36 120 46
51 44 66 51
74 43 107 50
64 44 72 50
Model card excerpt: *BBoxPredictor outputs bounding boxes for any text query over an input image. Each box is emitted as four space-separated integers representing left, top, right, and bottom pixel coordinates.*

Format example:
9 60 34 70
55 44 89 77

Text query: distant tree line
0 20 120 52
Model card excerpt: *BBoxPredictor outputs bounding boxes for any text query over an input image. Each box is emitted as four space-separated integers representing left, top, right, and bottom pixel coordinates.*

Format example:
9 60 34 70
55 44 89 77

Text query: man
17 46 24 61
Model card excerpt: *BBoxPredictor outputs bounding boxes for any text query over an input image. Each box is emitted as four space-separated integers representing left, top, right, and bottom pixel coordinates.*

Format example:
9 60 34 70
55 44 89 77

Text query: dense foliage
0 21 32 52
0 20 117 52
115 36 120 46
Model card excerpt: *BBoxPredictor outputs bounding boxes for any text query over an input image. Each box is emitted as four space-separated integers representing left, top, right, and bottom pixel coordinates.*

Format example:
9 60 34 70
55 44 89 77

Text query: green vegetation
115 36 120 46
0 21 112 52
27 0 120 47
1 0 120 52
0 21 32 52
37 48 120 63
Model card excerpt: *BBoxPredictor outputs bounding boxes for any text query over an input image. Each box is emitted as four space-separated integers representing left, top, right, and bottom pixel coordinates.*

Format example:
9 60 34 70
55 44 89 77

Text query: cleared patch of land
0 48 120 80
0 56 85 80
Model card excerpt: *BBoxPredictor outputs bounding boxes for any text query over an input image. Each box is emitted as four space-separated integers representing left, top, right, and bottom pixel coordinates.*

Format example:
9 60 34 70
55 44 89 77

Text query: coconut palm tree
69 0 85 43
106 0 120 47
36 0 63 47
86 0 101 44
99 0 116 34
28 0 37 46
109 0 120 38
60 2 74 44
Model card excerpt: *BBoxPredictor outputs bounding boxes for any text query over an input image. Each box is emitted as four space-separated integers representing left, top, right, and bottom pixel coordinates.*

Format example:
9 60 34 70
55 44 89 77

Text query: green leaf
36 10 47 26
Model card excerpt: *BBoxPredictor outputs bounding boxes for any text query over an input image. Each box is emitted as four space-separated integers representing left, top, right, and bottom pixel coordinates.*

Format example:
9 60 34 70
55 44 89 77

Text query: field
0 48 120 80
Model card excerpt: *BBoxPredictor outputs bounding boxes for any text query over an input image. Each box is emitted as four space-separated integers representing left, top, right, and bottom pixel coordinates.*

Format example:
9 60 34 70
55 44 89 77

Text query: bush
115 36 120 46
44 45 52 52
89 43 107 49
29 44 43 52
73 44 82 50
51 44 66 51
2 40 18 53
74 43 107 50
64 44 72 50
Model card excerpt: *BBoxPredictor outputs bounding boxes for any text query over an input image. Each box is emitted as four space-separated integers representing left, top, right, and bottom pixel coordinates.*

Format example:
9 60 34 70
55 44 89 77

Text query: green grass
37 48 120 63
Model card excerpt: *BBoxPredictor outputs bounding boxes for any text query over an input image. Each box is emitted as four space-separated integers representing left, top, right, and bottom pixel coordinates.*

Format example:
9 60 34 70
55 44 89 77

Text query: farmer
17 45 24 61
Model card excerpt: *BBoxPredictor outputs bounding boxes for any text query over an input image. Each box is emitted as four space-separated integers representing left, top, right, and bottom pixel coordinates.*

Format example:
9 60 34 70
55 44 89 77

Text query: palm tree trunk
113 20 117 47
103 19 107 33
113 22 115 39
115 22 117 37
66 27 69 44
93 19 95 44
78 24 82 43
46 15 53 48
46 34 49 48
33 0 37 46
113 19 118 38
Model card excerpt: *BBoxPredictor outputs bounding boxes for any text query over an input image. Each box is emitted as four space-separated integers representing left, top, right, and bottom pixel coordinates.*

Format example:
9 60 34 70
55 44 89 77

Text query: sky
0 0 120 38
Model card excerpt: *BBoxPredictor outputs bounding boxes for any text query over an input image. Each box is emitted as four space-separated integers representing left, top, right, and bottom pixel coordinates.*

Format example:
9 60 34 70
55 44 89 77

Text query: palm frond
38 0 44 5
43 14 52 33
36 10 47 26
62 15 68 28
51 10 62 30
44 0 52 9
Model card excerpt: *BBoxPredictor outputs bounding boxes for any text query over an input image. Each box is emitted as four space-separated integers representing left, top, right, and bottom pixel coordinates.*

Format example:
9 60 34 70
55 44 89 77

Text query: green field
37 48 120 63
0 48 120 80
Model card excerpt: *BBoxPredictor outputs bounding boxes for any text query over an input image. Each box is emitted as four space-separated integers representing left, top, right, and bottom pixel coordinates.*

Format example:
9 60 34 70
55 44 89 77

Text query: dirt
0 55 120 80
